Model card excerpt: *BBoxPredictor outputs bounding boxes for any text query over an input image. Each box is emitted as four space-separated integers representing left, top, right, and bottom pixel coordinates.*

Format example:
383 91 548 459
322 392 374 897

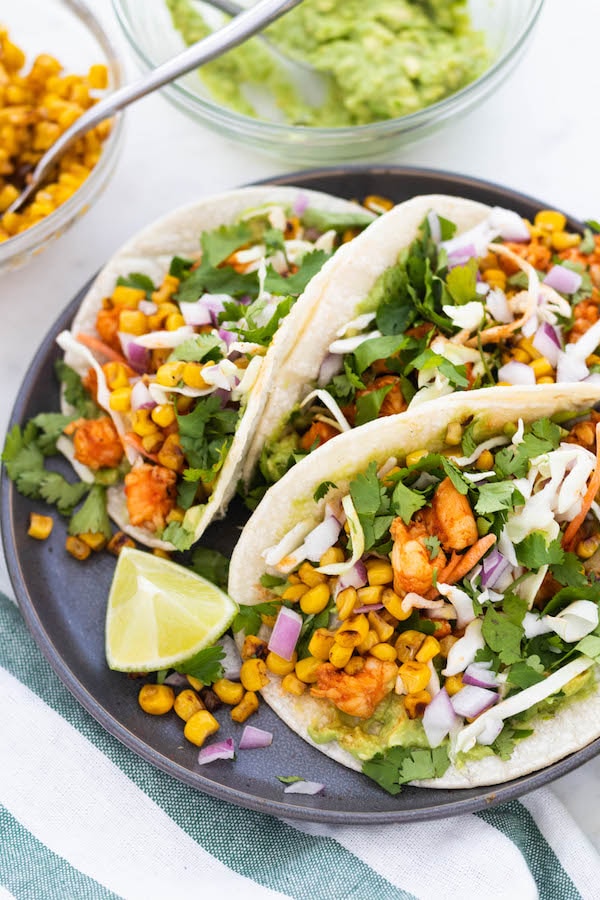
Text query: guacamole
167 0 489 127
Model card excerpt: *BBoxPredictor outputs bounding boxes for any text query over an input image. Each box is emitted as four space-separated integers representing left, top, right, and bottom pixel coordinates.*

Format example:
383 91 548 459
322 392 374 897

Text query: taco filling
256 209 600 492
54 199 371 550
246 409 600 793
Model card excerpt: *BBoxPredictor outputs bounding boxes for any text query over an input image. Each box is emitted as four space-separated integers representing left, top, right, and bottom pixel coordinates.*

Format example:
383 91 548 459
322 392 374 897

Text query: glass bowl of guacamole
112 0 543 163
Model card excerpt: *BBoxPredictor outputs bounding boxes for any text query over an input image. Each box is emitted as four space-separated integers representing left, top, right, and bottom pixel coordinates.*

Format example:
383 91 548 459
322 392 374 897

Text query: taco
243 195 600 501
55 186 373 550
229 384 600 791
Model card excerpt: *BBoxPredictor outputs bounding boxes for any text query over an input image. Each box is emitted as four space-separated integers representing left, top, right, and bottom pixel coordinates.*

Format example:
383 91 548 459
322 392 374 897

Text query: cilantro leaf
202 222 253 267
169 334 224 363
176 397 238 470
551 552 588 588
362 744 450 795
188 547 230 590
39 473 89 516
409 349 468 388
169 256 193 279
175 645 225 684
507 658 546 690
232 601 280 635
474 482 517 515
116 272 155 298
355 383 393 426
68 484 111 538
481 606 523 665
349 462 382 518
264 250 330 296
445 258 478 305
313 481 337 502
54 359 99 419
160 521 196 551
353 334 410 375
237 295 295 345
29 413 76 454
391 480 427 524
424 535 441 560
440 457 469 495
515 532 564 569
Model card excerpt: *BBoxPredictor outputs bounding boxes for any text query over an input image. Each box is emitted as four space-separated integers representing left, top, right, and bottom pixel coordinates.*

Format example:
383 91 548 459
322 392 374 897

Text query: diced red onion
267 606 303 661
485 289 513 324
567 318 600 361
119 335 150 373
544 264 582 294
293 194 309 216
497 360 536 386
427 210 441 244
451 685 498 718
463 663 499 690
521 314 538 338
334 560 367 597
422 688 458 748
130 380 156 411
303 516 342 562
353 603 384 614
556 350 589 383
138 299 158 315
318 353 344 388
213 388 232 408
197 738 235 765
219 634 241 681
283 781 324 795
446 243 477 268
181 302 212 326
219 328 236 347
239 725 273 750
481 549 511 589
532 322 562 367
163 672 188 687
492 209 530 242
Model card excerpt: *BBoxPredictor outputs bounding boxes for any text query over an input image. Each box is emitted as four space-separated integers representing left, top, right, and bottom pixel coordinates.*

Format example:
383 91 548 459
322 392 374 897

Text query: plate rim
3 164 600 823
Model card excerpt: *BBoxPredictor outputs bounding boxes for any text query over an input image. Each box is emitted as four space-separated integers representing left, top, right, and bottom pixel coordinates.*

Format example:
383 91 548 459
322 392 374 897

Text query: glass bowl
113 0 543 164
0 0 125 275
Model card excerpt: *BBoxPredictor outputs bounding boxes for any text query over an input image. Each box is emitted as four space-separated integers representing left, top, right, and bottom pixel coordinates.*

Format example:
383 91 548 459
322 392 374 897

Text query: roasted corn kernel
366 559 394 586
281 583 309 602
300 582 330 615
138 684 174 716
394 630 425 662
328 642 354 668
281 673 306 696
298 561 327 587
382 588 411 621
295 656 322 683
212 678 245 706
404 690 431 719
307 628 335 661
173 689 204 722
184 709 219 745
415 635 441 663
445 674 464 696
370 642 397 662
319 546 345 567
65 535 91 560
336 586 358 620
398 660 431 694
240 658 269 692
265 651 297 677
28 513 53 540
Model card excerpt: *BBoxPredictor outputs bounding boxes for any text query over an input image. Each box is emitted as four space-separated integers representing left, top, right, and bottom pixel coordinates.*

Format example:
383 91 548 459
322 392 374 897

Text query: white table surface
2 0 599 849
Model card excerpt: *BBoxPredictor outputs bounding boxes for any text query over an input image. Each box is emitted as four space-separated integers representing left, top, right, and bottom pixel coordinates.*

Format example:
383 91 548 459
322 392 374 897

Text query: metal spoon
7 0 304 215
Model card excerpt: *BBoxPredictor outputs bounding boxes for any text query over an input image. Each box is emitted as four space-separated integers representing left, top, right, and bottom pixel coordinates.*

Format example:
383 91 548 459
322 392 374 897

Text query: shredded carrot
436 551 461 584
562 423 600 551
442 534 497 585
76 332 129 365
123 433 160 464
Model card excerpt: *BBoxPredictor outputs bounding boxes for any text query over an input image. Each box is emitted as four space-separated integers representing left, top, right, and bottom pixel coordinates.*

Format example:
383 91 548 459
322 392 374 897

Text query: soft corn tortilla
241 193 492 485
229 384 600 788
60 186 373 549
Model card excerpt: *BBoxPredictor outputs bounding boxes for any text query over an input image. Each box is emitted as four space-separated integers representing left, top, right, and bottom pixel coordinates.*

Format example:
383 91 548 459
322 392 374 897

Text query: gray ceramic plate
3 166 600 823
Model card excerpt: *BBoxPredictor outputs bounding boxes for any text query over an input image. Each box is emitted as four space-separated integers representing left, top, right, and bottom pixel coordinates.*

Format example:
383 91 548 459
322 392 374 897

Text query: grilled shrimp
311 656 397 719
67 416 124 470
124 463 177 532
390 515 446 596
431 477 478 551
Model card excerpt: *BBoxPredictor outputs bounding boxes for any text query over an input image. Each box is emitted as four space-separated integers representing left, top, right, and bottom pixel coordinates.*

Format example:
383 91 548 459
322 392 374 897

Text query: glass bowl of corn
0 0 125 274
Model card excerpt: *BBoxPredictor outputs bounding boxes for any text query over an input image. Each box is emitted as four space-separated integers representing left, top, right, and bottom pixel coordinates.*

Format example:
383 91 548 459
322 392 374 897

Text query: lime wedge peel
105 547 238 673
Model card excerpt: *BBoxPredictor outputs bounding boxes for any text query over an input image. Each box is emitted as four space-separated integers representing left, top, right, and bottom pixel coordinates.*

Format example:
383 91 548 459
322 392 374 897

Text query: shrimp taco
55 186 373 550
229 384 600 791
244 195 600 503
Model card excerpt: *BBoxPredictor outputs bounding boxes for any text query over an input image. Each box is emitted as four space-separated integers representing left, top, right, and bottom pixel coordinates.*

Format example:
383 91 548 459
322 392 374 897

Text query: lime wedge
105 547 238 672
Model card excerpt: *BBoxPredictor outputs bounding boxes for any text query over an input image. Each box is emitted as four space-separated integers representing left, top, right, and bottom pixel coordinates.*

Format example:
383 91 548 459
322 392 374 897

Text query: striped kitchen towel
1 591 599 900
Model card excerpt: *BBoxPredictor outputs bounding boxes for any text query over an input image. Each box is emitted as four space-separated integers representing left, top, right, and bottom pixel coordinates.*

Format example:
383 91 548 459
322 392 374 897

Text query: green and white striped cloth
1 591 599 900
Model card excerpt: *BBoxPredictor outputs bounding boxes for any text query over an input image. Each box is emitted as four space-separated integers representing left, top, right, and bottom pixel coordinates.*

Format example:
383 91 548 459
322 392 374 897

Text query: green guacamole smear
166 0 490 127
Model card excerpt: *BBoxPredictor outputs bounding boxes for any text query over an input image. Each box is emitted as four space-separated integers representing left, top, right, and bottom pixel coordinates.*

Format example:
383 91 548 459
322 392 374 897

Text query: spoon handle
10 0 302 212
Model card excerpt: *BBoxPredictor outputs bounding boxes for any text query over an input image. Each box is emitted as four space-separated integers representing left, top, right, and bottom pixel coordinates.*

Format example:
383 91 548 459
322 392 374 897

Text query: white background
1 0 600 847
